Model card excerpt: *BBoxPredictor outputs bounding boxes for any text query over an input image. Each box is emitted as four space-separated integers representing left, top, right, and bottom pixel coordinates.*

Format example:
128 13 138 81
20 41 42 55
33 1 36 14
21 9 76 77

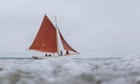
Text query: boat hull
32 56 62 59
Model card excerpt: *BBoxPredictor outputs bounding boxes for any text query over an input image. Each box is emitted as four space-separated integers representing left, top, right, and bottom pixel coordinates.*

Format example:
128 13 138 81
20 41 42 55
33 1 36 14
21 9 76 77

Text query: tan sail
58 29 78 55
29 15 58 53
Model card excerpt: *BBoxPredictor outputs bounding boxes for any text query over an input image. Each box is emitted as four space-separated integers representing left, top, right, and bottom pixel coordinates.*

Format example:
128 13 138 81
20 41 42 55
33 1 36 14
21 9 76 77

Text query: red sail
29 15 58 53
58 30 77 53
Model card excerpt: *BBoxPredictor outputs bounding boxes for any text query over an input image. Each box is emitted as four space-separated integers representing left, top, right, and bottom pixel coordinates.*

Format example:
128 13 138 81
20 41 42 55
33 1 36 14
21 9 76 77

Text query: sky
0 0 140 57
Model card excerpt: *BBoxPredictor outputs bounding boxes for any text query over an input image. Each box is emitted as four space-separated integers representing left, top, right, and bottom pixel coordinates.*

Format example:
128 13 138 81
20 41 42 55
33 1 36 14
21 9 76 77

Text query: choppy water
0 56 140 84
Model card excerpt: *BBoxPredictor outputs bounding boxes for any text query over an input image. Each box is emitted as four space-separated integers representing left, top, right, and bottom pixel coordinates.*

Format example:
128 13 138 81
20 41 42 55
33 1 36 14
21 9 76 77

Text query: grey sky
0 0 140 57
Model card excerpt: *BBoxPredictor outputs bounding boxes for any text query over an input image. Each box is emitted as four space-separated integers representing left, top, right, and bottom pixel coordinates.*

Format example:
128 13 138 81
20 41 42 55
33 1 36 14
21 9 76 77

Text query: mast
54 16 63 56
54 16 59 55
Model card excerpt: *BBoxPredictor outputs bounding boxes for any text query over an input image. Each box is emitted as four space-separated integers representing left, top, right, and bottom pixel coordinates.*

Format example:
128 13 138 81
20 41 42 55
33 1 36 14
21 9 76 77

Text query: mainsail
29 15 78 56
29 15 58 53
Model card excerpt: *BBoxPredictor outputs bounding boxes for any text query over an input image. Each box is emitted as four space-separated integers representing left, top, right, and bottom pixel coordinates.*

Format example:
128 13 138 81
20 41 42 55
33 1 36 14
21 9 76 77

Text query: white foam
0 56 139 84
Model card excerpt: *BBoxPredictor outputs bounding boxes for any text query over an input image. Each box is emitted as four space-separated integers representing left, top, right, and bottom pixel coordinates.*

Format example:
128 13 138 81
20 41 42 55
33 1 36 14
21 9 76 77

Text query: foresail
58 29 78 53
29 15 58 53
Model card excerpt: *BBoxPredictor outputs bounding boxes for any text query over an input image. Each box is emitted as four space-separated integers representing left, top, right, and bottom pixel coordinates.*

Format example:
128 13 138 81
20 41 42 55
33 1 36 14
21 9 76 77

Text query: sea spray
0 57 140 84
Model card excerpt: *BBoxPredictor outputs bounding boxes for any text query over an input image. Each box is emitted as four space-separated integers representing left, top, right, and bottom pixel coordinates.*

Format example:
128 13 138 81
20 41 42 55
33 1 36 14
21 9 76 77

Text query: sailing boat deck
29 15 79 59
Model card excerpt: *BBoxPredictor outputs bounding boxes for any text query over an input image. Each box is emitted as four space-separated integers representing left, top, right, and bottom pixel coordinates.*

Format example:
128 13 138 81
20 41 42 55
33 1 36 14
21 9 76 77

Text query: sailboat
29 15 79 59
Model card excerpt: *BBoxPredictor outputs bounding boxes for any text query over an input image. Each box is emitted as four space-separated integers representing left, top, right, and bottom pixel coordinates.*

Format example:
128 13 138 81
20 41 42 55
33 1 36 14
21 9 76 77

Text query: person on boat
45 53 51 56
65 50 70 56
48 54 51 56
45 53 48 56
60 50 63 56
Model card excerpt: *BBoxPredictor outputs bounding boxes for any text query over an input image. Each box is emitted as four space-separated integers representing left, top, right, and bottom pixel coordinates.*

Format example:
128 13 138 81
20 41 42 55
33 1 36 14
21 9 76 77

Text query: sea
0 56 140 84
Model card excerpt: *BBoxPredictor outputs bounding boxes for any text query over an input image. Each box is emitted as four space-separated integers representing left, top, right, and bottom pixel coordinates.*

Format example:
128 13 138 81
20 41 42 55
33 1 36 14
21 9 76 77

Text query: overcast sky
0 0 140 57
